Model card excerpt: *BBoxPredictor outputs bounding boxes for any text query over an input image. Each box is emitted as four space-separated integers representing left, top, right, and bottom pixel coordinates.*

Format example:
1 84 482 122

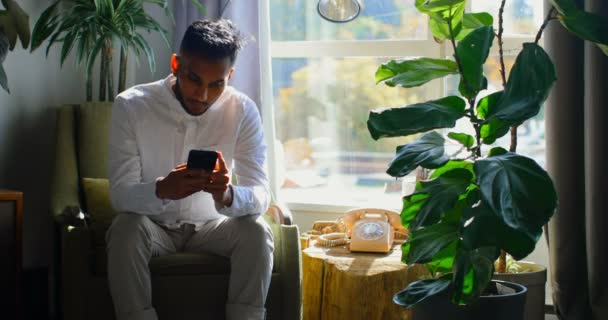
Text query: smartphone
187 150 218 171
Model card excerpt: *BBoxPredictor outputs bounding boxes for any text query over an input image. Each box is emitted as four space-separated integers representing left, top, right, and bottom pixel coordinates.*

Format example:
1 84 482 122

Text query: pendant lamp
317 0 361 23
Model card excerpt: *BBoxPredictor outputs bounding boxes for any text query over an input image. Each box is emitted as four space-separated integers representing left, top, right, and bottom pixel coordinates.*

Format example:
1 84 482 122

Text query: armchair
50 102 302 320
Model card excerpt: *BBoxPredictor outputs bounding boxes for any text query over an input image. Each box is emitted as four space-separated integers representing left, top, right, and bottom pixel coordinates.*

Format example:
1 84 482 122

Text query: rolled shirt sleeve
216 98 270 218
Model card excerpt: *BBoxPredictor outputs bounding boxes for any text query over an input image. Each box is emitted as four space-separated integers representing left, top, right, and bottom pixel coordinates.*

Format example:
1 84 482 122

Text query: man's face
171 53 234 115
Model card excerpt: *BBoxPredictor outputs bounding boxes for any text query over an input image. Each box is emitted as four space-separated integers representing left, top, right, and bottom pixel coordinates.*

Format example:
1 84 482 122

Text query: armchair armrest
277 224 302 320
50 105 81 218
265 204 302 320
264 202 294 226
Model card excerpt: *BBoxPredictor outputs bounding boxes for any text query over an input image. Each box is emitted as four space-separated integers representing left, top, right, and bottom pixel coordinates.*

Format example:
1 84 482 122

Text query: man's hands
155 152 232 206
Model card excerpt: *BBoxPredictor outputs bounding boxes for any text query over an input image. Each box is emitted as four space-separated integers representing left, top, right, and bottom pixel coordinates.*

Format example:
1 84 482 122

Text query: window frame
264 2 539 213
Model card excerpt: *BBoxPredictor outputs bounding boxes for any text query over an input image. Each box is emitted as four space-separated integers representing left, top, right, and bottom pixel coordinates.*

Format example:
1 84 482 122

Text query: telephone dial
344 208 407 253
315 208 408 253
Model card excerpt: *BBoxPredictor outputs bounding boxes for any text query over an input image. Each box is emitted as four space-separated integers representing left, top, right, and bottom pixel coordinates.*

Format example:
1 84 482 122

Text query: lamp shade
317 0 361 23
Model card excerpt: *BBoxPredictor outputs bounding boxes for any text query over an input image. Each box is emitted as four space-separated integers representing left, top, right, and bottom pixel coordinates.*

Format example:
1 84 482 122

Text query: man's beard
173 78 206 116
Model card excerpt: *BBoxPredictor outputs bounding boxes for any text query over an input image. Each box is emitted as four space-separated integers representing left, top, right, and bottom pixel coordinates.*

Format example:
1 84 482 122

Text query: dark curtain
545 0 608 319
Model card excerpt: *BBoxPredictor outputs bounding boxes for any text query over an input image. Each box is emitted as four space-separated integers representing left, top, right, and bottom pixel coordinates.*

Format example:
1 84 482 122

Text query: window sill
285 201 400 214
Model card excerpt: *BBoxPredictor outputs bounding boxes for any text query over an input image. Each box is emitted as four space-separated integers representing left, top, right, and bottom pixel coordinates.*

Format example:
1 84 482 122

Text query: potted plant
366 0 607 319
0 0 31 93
30 0 205 101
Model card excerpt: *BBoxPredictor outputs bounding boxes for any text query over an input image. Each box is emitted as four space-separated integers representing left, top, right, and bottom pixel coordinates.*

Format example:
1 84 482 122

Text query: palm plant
30 0 205 102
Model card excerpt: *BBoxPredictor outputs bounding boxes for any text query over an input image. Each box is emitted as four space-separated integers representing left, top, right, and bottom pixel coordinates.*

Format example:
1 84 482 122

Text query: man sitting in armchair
106 19 273 320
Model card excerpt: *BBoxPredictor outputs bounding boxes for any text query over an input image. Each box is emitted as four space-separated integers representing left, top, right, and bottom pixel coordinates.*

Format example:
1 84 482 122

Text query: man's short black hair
179 19 244 65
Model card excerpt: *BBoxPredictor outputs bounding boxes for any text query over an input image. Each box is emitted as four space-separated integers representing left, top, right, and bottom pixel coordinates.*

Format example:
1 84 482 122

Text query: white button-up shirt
108 74 270 230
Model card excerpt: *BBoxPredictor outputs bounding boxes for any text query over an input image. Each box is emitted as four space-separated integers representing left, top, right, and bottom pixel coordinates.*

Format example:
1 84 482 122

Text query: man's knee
235 215 274 251
106 213 152 254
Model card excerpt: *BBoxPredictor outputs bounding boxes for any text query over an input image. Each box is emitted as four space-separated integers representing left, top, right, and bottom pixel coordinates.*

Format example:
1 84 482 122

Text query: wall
0 0 174 270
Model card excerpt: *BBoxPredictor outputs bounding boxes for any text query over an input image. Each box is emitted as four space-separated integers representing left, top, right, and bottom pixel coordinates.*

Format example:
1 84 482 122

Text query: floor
546 314 558 320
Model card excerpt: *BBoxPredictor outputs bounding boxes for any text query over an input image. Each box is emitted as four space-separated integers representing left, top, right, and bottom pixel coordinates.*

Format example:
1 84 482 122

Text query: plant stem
99 43 108 102
473 123 482 158
536 7 557 44
509 127 518 152
498 0 507 88
86 77 93 102
447 13 480 158
447 19 472 94
467 97 481 158
118 46 127 93
498 0 510 273
105 38 114 102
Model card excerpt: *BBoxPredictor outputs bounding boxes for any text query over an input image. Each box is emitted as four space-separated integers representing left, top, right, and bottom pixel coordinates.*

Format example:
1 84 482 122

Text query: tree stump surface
302 242 428 320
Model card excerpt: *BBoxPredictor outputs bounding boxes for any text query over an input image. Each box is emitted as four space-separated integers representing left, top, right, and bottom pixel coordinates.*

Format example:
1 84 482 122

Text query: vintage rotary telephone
344 208 407 253
312 208 408 253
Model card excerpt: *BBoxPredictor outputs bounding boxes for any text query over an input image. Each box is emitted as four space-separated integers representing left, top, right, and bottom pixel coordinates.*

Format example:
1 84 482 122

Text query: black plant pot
412 280 527 320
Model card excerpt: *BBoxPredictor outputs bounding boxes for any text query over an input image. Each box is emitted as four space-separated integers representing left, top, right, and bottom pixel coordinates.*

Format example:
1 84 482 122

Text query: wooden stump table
302 241 427 320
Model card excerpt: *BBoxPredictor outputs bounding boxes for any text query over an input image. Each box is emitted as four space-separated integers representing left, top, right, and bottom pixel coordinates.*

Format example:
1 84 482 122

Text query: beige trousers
105 213 274 320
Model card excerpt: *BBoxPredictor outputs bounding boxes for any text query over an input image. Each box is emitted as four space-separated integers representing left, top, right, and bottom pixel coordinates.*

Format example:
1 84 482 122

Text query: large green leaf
133 32 156 73
456 12 494 40
30 1 60 51
551 0 608 54
0 0 31 50
559 9 608 55
415 0 466 12
0 63 8 93
430 160 474 179
388 131 449 178
474 148 558 240
452 247 499 305
60 28 78 66
423 240 458 275
428 14 463 42
403 223 459 265
447 132 474 149
480 119 510 145
402 193 428 227
375 58 458 88
443 185 479 225
368 96 466 140
416 0 466 41
393 273 452 308
481 43 556 143
189 0 207 16
477 91 510 144
488 43 556 121
551 0 578 14
476 90 503 119
456 26 494 98
461 201 537 260
402 168 474 230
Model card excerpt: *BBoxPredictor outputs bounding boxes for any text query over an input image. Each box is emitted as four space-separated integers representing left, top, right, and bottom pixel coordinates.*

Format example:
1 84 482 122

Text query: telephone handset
344 208 407 253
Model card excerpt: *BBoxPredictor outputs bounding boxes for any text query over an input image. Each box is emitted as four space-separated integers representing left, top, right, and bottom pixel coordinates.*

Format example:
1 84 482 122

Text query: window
268 0 546 211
